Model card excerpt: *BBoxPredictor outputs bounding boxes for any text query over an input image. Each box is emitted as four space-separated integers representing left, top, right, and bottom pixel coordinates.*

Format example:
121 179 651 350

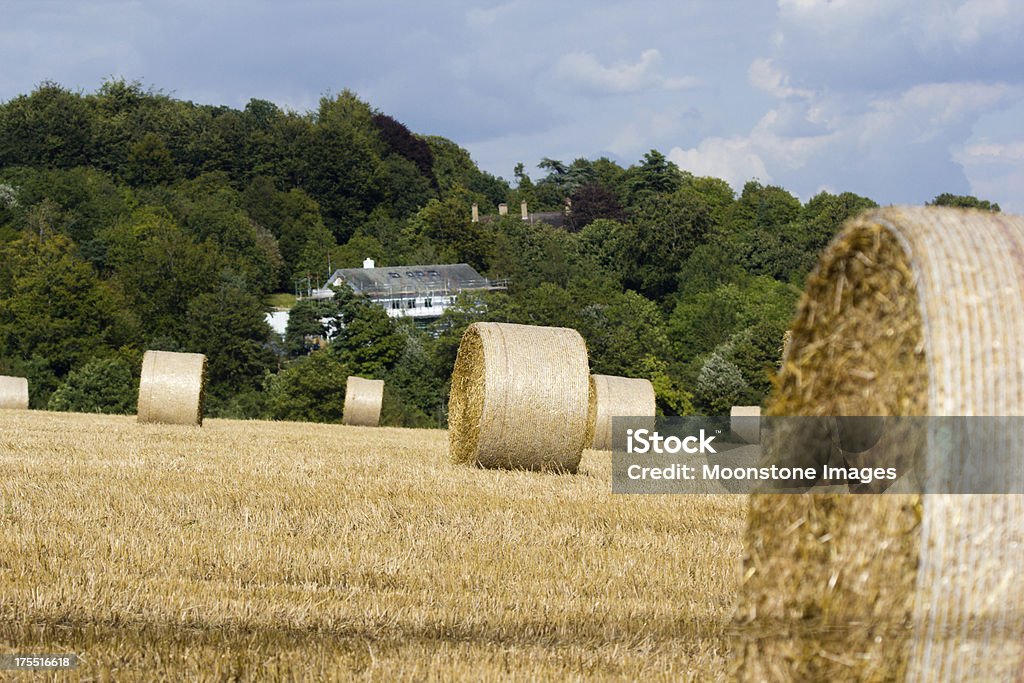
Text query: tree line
0 80 997 424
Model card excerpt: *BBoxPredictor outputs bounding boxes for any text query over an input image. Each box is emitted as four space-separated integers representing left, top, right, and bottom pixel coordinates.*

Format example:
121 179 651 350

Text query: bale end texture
0 376 29 410
586 374 656 450
136 351 207 426
733 207 1024 682
448 322 590 472
342 376 384 427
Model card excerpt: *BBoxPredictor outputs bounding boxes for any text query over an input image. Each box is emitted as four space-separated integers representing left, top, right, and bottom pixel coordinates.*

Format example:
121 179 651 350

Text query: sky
2 0 1023 212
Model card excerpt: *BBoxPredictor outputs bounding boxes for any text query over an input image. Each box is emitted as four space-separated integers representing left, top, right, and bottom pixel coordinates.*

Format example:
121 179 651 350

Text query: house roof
324 263 496 298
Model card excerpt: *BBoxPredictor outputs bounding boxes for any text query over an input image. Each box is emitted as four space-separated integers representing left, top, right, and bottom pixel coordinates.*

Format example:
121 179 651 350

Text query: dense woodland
0 81 1000 425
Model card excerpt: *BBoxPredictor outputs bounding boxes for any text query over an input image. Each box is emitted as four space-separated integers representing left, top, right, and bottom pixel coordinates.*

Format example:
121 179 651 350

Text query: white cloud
954 140 1024 213
772 0 1024 91
921 0 1020 49
668 77 1016 201
748 57 812 99
554 48 699 95
465 3 521 31
957 141 1024 163
669 138 771 188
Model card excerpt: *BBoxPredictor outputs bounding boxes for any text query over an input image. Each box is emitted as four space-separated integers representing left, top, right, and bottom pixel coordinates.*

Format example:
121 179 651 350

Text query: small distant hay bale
136 351 206 426
730 406 761 444
733 207 1024 682
586 374 656 450
0 376 29 410
448 322 590 472
342 376 384 426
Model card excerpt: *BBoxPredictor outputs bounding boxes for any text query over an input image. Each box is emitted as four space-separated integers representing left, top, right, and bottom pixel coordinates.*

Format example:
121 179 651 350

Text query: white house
321 259 508 319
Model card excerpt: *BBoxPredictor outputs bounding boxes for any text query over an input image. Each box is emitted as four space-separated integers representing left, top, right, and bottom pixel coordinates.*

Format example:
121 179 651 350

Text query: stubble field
0 411 746 681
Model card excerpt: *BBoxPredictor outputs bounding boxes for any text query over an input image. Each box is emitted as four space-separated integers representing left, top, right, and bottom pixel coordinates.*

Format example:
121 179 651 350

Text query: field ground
265 292 298 310
0 411 747 681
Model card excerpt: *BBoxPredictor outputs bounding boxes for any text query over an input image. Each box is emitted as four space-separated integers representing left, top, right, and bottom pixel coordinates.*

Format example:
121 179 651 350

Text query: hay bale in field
733 207 1024 682
586 374 656 450
136 351 206 426
0 375 29 410
730 406 761 444
448 322 590 472
342 376 384 426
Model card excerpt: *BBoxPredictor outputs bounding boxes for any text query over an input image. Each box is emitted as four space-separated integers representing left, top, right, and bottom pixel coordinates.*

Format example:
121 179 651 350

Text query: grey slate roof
324 263 497 298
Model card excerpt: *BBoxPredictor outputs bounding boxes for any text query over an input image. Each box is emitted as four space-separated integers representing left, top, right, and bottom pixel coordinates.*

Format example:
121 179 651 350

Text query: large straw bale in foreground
0 376 29 410
448 322 590 472
734 207 1024 681
342 376 384 426
137 351 206 426
586 374 656 450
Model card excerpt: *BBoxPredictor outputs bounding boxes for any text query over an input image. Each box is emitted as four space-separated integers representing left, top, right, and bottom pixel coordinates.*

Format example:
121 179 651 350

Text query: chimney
363 258 375 269
498 203 508 216
471 203 479 222
521 201 529 221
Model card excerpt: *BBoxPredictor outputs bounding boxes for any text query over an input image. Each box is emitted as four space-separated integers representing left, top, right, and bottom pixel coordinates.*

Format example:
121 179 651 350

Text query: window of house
407 299 416 309
389 272 400 279
424 298 432 308
391 300 399 309
428 270 440 278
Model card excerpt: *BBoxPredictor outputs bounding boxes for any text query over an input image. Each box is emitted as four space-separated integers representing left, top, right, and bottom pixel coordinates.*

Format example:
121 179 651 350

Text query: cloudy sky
3 0 1023 211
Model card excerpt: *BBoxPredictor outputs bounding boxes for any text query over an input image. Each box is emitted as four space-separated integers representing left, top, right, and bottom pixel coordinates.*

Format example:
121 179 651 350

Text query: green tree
0 82 95 168
928 193 1000 212
0 232 140 405
667 276 799 367
695 345 749 414
127 132 177 186
622 185 714 298
382 321 445 428
303 91 385 239
331 288 404 377
48 357 136 414
625 150 683 205
265 348 349 422
184 282 275 403
578 290 669 378
98 206 220 342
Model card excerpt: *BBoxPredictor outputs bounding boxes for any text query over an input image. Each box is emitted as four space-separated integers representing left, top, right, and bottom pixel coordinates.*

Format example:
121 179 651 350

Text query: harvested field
0 411 747 681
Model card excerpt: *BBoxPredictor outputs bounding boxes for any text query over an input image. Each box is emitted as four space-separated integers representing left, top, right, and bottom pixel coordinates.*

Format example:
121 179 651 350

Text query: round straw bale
733 207 1024 682
448 322 590 472
342 376 384 426
136 350 206 426
586 374 656 450
729 405 761 444
0 375 29 410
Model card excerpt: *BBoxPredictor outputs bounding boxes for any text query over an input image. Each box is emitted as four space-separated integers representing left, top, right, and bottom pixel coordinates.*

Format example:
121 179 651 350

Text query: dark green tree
184 281 275 402
928 193 1000 212
265 347 349 422
48 357 136 414
0 82 95 168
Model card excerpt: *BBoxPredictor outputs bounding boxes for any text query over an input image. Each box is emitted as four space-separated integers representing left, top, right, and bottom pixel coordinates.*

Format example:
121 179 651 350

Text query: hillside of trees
0 80 997 424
